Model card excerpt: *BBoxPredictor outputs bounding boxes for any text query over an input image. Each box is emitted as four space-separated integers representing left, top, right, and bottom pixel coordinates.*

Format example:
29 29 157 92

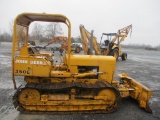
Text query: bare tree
0 19 14 42
9 20 14 35
0 32 12 42
31 23 44 40
44 23 63 39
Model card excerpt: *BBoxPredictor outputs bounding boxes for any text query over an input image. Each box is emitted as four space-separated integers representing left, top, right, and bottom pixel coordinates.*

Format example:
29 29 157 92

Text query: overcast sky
0 0 160 46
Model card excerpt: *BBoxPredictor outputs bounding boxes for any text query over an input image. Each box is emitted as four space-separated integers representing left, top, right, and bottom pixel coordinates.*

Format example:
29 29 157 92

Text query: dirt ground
0 42 160 120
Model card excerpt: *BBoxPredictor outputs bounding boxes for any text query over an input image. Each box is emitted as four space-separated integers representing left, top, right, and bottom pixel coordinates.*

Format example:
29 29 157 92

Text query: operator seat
104 40 110 46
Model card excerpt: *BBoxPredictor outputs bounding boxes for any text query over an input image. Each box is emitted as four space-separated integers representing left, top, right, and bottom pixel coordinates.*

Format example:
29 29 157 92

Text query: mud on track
0 42 160 120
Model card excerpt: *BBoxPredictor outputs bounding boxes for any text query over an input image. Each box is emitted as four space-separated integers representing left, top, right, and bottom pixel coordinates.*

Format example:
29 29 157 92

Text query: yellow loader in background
80 24 132 60
12 12 152 113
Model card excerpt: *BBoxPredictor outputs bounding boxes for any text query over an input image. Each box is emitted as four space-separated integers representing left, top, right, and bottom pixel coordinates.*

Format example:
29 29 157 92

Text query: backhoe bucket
118 74 152 113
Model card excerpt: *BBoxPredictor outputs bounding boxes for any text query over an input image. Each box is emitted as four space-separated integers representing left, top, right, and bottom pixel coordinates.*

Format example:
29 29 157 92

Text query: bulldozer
79 25 132 60
12 12 152 113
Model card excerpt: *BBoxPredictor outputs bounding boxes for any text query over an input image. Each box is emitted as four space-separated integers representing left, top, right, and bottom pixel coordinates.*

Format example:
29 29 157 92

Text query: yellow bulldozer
12 12 152 113
80 25 132 60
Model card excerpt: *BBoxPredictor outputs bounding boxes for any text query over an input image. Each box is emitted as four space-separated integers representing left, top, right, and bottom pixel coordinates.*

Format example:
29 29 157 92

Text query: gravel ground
0 42 160 120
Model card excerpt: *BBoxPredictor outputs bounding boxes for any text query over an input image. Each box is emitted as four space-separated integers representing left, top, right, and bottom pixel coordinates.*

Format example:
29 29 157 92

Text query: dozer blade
118 73 152 113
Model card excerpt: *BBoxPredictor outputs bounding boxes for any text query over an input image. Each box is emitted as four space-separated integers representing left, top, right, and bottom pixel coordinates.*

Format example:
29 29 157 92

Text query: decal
15 60 28 64
30 61 46 65
15 70 30 74
15 59 46 65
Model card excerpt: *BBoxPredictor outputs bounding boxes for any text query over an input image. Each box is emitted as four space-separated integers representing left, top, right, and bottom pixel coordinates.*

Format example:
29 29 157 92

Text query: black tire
110 48 119 61
59 49 63 53
121 53 127 61
75 46 81 53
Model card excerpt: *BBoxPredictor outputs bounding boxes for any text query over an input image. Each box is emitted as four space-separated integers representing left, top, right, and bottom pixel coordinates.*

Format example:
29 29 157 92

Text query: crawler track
13 81 121 114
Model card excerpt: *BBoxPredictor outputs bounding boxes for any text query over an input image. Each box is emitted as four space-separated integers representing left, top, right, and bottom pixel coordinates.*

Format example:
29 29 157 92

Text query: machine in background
80 25 132 60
